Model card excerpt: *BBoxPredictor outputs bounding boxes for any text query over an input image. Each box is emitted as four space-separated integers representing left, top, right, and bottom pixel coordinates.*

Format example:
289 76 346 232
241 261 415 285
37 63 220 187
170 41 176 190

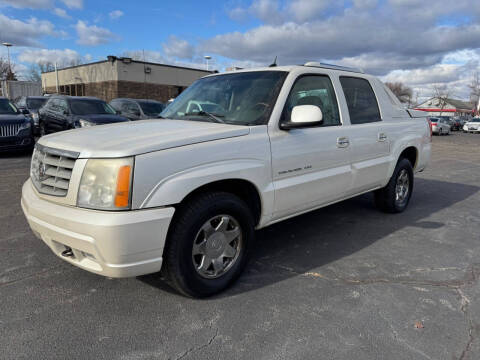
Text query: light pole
204 55 212 71
2 42 12 79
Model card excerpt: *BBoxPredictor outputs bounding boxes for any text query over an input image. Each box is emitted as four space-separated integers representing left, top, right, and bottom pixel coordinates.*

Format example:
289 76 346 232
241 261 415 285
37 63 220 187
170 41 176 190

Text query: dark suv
38 96 129 135
0 97 34 152
15 96 49 135
109 98 165 120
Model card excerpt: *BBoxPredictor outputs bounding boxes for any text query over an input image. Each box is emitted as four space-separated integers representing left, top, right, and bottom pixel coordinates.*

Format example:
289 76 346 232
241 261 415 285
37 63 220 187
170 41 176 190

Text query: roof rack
303 62 364 74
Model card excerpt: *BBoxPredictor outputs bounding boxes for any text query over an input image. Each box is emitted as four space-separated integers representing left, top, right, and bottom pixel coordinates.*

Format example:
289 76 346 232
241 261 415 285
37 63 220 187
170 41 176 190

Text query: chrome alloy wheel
395 169 410 205
192 215 243 279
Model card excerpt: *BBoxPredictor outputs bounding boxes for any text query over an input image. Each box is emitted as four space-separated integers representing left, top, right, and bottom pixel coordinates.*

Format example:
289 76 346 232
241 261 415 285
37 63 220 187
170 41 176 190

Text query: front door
269 74 353 220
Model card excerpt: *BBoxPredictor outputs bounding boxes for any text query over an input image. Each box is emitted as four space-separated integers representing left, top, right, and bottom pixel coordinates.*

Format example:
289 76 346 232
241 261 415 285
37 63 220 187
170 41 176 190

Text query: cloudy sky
1 0 479 101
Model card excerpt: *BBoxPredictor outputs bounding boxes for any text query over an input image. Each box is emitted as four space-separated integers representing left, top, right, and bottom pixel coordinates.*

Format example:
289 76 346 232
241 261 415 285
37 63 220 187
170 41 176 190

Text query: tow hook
61 247 74 258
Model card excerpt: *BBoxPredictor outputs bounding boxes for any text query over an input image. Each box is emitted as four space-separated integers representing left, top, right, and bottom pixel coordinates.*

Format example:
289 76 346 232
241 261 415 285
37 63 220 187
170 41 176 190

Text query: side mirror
280 105 323 130
116 110 121 115
22 109 30 115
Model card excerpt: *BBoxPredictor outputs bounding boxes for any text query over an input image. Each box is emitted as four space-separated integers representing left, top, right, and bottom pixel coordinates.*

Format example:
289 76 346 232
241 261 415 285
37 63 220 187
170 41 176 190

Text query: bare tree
385 82 413 105
468 71 480 106
0 56 17 80
26 62 55 82
432 85 452 116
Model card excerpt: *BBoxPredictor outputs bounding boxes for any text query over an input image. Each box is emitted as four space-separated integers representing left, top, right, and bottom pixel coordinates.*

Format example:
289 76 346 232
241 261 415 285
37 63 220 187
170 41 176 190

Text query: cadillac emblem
38 162 46 179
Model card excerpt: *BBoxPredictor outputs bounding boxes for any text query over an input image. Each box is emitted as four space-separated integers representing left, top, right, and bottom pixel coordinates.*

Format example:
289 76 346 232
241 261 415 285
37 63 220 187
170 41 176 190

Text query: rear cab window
340 77 382 124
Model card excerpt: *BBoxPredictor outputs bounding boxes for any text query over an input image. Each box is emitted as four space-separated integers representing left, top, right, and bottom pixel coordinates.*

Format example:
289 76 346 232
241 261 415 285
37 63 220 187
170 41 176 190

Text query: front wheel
374 158 414 213
163 192 255 297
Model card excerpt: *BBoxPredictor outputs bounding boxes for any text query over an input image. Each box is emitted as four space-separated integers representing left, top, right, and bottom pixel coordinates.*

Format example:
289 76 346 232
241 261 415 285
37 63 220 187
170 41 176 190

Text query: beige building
41 56 212 102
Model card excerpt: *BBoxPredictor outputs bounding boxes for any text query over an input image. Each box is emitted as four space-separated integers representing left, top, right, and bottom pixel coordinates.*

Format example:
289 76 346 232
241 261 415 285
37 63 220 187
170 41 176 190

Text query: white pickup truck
21 63 431 297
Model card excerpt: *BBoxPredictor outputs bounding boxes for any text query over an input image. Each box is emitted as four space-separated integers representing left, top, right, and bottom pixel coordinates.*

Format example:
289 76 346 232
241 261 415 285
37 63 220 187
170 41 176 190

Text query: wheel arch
176 179 263 227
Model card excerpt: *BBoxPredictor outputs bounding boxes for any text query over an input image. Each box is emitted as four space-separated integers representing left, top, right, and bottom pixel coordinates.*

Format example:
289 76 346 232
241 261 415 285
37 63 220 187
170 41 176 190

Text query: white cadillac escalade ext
21 63 431 297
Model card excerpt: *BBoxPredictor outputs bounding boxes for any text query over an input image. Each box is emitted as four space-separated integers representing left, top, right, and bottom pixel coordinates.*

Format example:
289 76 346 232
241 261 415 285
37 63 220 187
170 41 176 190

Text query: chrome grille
0 123 20 137
30 144 79 197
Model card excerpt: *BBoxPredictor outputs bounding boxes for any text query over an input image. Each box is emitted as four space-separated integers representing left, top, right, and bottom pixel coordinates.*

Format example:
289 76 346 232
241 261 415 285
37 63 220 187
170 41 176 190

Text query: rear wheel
163 192 255 297
374 158 414 213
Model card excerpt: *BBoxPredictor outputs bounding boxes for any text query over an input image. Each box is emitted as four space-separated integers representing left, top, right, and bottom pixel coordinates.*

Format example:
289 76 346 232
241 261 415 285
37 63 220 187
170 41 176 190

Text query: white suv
22 63 431 297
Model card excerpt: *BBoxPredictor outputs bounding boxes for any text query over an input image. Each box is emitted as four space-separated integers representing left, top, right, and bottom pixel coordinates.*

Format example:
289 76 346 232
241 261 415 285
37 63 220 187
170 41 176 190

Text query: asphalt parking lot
1 132 480 360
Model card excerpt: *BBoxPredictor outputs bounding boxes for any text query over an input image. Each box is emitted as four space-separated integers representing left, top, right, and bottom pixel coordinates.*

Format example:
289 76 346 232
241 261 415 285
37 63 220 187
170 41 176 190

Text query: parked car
429 117 450 135
15 96 48 135
22 63 431 297
463 117 480 133
38 96 130 136
0 97 34 152
450 117 463 131
109 98 165 120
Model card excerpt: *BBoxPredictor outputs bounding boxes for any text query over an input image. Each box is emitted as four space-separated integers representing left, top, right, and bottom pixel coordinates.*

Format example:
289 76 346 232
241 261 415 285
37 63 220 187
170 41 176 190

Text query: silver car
430 117 450 135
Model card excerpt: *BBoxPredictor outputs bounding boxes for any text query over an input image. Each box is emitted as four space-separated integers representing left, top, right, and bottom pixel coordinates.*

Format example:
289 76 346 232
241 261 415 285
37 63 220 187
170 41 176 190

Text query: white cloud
0 0 53 8
75 20 116 46
0 14 60 47
162 35 195 59
289 0 329 22
109 10 123 20
53 7 71 19
18 48 85 67
60 0 82 9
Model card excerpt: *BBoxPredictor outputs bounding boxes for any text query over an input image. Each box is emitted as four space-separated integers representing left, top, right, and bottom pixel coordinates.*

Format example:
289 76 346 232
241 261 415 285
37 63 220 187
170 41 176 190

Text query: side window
58 100 68 113
340 77 381 124
124 102 140 114
110 100 120 111
284 75 340 126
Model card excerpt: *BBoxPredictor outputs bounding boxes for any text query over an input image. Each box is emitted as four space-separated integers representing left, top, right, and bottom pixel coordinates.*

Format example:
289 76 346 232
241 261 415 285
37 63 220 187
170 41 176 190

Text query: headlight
77 157 134 210
77 119 96 128
19 121 32 130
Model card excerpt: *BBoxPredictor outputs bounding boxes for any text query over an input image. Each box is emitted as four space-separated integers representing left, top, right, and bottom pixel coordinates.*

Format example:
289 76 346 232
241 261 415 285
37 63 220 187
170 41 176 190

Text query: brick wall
46 81 183 103
116 81 183 102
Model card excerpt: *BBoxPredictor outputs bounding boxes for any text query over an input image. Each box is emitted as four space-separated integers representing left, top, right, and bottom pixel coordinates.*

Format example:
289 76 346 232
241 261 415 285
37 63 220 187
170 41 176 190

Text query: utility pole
2 42 12 79
204 55 211 71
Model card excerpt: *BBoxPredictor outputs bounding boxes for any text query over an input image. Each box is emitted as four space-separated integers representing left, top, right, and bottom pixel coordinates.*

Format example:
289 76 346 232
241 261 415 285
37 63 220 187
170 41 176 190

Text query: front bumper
0 134 33 151
463 126 480 132
21 179 175 278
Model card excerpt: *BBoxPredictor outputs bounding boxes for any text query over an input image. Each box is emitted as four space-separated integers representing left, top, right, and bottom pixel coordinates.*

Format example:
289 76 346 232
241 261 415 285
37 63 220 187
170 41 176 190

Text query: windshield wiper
183 111 225 124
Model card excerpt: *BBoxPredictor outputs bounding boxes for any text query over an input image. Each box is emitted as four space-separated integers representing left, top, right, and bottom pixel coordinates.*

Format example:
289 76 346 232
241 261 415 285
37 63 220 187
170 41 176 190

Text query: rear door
270 74 353 219
339 76 391 195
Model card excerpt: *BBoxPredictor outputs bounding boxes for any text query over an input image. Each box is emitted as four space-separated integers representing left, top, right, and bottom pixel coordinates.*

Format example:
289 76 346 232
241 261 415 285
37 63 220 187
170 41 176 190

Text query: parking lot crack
173 328 219 360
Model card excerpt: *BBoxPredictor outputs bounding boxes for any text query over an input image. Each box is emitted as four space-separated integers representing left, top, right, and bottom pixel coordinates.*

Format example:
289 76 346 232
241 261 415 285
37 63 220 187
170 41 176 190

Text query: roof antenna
269 56 277 67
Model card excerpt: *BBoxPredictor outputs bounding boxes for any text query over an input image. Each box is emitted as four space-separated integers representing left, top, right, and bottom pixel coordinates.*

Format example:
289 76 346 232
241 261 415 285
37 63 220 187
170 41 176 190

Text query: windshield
161 71 288 125
138 101 165 116
27 98 48 110
70 99 116 115
0 99 19 115
470 118 480 122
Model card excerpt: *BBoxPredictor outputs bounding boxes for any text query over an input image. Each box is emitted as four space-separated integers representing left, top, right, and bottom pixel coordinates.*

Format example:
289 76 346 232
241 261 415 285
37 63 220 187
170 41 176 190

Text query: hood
466 121 480 127
38 119 250 158
0 113 28 125
76 114 130 124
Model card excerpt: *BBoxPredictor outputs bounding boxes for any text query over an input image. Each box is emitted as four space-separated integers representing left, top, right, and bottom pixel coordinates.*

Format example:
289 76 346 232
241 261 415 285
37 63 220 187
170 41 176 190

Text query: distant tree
0 56 17 80
468 71 480 106
26 62 55 82
432 85 452 116
385 82 413 105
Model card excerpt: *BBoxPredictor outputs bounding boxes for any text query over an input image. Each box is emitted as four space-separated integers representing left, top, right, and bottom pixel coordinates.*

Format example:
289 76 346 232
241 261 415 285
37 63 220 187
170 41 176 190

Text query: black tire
374 158 414 213
163 192 255 298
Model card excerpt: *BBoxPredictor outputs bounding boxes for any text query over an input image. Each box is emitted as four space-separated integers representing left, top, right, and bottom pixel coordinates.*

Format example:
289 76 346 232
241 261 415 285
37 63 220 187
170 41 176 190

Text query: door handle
337 137 350 148
378 133 387 142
